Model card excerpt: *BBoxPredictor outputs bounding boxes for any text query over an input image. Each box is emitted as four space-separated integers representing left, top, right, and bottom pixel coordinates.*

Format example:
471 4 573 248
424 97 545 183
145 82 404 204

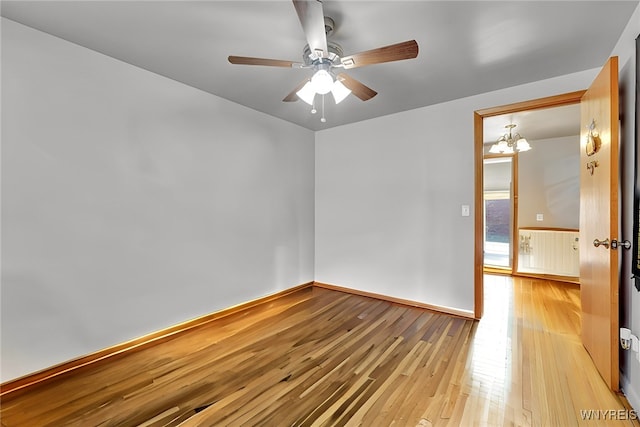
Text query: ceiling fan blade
228 56 303 68
293 0 328 58
337 73 377 101
283 79 311 102
340 40 419 69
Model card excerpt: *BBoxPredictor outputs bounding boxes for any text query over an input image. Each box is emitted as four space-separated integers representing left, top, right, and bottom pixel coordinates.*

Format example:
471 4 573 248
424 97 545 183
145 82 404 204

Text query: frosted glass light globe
311 70 334 95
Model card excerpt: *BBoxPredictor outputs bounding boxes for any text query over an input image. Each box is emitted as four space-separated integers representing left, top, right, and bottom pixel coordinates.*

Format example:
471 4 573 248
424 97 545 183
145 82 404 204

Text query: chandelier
489 124 531 154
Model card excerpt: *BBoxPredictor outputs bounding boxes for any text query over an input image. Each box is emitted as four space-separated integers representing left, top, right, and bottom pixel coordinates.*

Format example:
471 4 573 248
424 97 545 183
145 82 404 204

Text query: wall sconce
621 327 631 350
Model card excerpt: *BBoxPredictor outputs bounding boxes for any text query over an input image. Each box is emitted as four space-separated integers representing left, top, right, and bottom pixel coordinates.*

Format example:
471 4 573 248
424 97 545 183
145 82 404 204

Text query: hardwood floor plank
1 279 637 426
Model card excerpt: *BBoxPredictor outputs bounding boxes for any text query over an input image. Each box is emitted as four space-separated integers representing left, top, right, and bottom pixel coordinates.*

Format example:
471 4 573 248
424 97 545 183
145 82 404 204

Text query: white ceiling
1 1 637 139
483 103 580 145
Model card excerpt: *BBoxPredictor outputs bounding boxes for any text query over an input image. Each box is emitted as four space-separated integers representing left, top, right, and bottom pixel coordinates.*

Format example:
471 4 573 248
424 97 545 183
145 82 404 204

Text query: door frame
483 153 518 274
473 90 586 319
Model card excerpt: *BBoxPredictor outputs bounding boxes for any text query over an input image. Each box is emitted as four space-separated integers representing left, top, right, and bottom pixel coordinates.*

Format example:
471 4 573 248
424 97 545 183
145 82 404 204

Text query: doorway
475 60 621 392
483 156 514 270
472 91 585 319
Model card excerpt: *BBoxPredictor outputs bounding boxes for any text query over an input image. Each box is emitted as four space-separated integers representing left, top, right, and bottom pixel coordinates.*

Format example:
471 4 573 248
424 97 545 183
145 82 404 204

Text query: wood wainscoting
0 276 637 426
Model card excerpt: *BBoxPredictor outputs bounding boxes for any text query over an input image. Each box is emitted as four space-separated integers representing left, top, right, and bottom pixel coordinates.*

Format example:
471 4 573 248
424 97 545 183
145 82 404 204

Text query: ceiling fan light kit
228 0 419 123
296 72 352 106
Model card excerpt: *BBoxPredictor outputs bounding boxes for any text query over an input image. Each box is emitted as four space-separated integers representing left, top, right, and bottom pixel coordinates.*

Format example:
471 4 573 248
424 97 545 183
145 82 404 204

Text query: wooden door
579 56 619 391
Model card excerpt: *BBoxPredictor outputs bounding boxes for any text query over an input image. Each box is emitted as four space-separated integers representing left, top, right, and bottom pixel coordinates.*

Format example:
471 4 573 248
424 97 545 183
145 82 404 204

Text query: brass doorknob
593 238 610 249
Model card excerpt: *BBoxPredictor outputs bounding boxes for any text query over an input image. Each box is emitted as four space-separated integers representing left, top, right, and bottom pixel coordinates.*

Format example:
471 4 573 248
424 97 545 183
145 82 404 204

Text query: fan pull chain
321 94 326 123
310 98 317 114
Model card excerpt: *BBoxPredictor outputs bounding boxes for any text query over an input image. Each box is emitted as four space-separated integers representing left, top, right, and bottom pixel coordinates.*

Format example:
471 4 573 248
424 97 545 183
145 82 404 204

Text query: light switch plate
461 205 470 217
536 213 544 221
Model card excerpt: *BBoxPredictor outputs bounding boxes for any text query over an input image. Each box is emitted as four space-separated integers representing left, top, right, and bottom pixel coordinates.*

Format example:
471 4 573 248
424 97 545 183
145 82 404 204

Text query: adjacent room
2 1 639 425
482 104 581 279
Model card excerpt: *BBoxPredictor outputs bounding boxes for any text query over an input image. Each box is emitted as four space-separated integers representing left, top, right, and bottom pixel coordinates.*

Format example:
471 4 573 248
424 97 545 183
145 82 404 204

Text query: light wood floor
1 276 637 426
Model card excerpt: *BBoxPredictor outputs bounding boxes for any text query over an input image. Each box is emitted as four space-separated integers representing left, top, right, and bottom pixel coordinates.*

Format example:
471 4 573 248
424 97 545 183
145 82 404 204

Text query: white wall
315 69 598 313
518 136 580 229
612 2 640 411
1 18 315 382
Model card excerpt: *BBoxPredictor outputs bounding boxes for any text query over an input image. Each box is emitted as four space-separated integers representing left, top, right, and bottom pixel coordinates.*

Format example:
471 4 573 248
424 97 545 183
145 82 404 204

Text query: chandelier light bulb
516 138 531 152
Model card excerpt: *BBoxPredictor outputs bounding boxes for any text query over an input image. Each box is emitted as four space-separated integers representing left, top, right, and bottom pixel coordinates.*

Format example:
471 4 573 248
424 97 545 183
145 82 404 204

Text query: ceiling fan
228 0 419 122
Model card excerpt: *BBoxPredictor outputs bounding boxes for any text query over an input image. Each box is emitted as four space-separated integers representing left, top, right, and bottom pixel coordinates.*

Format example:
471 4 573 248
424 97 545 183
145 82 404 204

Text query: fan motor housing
302 41 344 66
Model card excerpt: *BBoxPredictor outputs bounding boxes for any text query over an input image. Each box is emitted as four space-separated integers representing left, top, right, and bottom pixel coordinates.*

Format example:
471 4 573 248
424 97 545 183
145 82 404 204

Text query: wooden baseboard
313 282 475 320
512 272 579 285
483 266 513 276
2 280 474 397
0 281 314 397
482 268 580 285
